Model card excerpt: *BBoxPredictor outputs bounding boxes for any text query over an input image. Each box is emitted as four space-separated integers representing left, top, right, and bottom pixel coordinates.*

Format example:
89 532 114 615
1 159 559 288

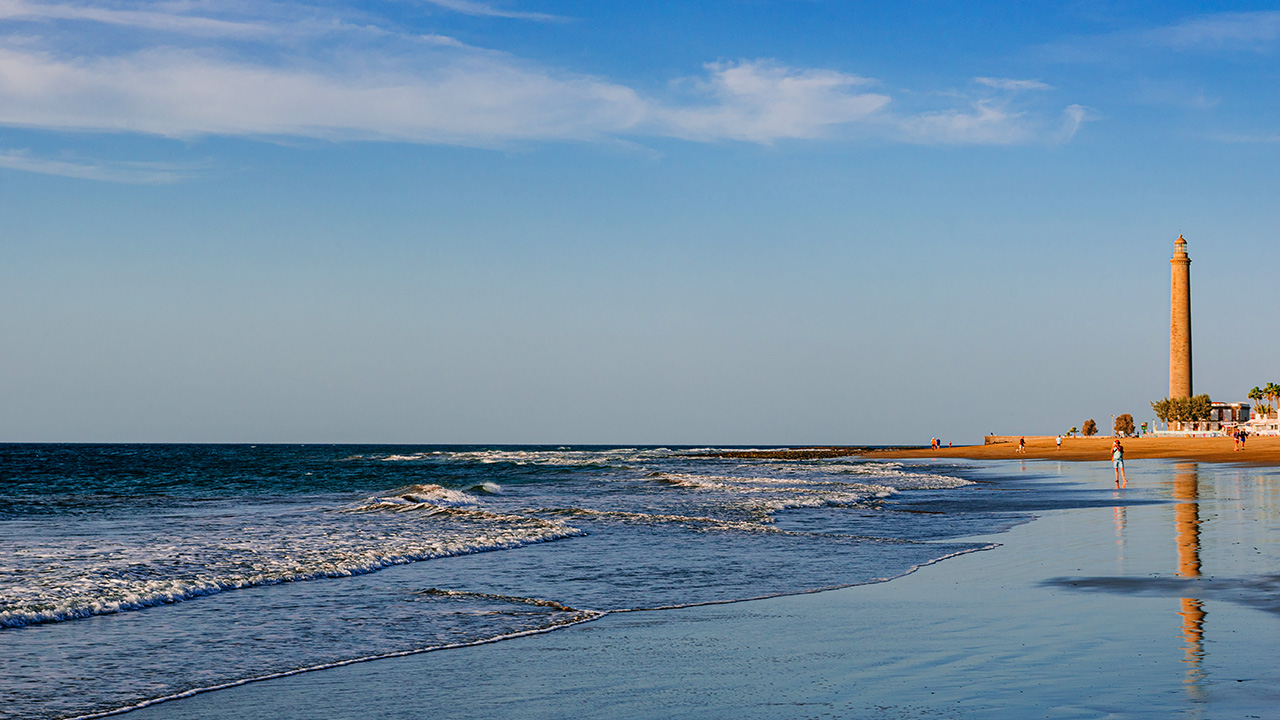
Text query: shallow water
2 444 1024 720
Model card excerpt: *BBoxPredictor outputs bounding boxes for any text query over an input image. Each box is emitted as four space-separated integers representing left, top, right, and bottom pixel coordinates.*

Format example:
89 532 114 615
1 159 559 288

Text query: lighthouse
1169 235 1192 399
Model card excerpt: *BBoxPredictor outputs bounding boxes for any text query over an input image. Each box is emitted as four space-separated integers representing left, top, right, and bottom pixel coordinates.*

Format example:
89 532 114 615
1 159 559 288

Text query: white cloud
420 0 560 22
3 48 1066 148
895 96 1090 146
1147 11 1280 52
975 77 1050 91
897 101 1034 145
0 2 1087 179
658 61 890 142
1044 10 1280 61
0 47 650 143
1058 104 1090 142
0 0 277 37
0 0 484 47
0 148 198 182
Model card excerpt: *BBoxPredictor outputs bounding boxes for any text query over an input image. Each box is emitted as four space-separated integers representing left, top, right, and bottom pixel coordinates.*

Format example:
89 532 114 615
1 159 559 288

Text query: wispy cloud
975 77 1050 92
1058 104 1091 142
0 1 1085 180
1146 11 1280 52
0 0 277 38
889 76 1077 145
0 148 200 182
0 46 1076 149
420 0 560 22
0 47 648 143
898 101 1035 145
1044 10 1280 61
1209 132 1280 144
659 61 889 143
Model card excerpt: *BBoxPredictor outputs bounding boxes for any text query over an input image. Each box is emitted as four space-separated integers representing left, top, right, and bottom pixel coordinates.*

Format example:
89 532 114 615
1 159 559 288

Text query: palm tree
1267 382 1280 418
1249 386 1267 416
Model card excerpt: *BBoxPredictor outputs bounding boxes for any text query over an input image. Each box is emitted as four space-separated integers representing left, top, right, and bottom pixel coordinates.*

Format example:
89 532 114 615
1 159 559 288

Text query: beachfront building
1155 401 1259 436
1205 402 1250 432
1242 410 1280 436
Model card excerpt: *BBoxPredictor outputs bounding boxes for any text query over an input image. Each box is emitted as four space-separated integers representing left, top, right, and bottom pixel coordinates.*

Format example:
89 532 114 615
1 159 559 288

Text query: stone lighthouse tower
1169 234 1192 399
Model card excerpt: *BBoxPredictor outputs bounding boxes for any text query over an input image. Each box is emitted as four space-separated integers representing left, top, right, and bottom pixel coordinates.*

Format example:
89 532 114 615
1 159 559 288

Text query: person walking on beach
1112 439 1127 488
1056 435 1062 451
1017 437 1026 453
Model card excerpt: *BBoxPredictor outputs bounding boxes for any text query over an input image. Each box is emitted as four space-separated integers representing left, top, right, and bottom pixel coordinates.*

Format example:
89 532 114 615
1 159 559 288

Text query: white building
1206 402 1250 432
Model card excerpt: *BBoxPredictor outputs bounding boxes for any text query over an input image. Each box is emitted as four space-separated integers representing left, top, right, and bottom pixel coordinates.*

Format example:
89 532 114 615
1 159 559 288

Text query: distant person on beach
1056 435 1062 450
1112 439 1127 488
1017 437 1026 453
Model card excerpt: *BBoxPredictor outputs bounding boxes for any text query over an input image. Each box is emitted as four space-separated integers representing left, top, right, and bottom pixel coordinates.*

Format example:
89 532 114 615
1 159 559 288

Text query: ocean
1 444 1026 720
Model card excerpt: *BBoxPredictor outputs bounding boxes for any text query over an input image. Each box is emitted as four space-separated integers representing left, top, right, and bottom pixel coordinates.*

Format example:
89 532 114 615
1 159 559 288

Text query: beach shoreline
885 434 1280 465
704 435 1280 466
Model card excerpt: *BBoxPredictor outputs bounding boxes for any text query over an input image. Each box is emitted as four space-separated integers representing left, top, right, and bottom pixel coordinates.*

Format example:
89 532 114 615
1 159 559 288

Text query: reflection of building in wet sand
1173 462 1206 696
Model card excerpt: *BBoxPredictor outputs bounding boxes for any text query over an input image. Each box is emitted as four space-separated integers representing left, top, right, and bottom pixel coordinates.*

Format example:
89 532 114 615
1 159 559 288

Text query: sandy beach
880 435 1280 465
702 435 1280 466
118 456 1280 719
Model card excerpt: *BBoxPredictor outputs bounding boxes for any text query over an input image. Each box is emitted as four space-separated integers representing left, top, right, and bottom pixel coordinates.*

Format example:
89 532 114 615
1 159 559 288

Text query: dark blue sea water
0 444 1024 719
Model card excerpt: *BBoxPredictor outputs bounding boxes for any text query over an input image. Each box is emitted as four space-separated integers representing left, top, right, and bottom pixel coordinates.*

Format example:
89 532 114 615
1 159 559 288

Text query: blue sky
2 0 1278 443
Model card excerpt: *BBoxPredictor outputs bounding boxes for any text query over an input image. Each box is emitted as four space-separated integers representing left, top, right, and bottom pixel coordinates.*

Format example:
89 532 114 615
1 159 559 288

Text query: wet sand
121 458 1280 719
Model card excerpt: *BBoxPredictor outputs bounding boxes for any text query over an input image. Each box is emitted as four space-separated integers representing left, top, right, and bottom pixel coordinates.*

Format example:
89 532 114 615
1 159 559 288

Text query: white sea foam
372 448 669 468
654 472 893 509
645 461 970 518
822 462 973 488
344 484 479 512
0 452 968 634
0 494 582 629
551 507 782 533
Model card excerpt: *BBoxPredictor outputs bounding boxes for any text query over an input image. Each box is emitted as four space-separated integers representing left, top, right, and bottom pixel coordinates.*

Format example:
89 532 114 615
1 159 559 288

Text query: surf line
64 610 606 720
65 543 1001 719
610 543 1001 613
